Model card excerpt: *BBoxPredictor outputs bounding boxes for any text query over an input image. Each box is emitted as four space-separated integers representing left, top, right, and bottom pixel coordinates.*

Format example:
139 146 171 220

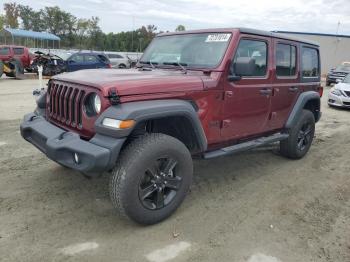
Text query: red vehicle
0 45 33 72
21 28 322 224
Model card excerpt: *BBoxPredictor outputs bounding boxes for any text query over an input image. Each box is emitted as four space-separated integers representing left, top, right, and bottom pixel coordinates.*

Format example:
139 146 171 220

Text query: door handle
260 88 272 96
289 86 299 93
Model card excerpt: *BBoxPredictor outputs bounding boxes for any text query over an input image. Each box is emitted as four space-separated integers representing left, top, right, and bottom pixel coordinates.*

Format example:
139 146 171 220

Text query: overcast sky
5 0 350 35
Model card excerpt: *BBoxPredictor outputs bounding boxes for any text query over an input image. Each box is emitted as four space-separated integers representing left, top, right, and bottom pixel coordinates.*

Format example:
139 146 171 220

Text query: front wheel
280 109 315 159
109 133 193 225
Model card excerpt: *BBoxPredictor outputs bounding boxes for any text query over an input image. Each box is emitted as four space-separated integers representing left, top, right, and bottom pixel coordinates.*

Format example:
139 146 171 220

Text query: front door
67 54 85 72
222 36 272 141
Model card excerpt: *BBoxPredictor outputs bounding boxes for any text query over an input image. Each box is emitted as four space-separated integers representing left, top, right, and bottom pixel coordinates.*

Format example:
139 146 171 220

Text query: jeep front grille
47 82 86 129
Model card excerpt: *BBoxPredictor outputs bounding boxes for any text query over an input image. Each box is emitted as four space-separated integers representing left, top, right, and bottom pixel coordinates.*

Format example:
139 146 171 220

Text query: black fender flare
285 91 321 128
94 99 208 152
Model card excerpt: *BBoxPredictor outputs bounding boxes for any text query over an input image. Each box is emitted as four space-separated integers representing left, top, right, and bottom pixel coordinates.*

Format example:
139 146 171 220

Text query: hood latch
108 88 120 105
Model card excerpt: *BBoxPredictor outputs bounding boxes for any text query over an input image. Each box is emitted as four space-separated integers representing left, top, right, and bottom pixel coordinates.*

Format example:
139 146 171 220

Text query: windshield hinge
108 88 120 105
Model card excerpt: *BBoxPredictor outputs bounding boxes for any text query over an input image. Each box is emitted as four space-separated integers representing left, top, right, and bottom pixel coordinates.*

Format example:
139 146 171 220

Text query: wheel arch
285 91 321 129
94 99 208 154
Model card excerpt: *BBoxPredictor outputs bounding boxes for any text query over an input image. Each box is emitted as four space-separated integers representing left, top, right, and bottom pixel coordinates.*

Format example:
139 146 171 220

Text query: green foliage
1 2 173 51
175 25 186 31
4 2 20 28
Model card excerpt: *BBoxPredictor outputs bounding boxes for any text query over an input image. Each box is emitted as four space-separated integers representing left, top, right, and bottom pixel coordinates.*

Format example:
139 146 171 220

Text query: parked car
326 63 350 86
328 74 350 108
105 53 131 68
66 52 111 72
30 51 66 76
0 45 34 73
21 28 322 225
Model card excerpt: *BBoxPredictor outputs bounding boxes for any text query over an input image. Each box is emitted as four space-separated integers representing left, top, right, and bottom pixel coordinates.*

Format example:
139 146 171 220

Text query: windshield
140 33 232 69
335 65 350 72
343 74 350 83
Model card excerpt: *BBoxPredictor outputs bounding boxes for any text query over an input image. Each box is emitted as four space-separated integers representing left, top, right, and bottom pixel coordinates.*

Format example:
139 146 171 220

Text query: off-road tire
280 109 315 159
109 133 193 225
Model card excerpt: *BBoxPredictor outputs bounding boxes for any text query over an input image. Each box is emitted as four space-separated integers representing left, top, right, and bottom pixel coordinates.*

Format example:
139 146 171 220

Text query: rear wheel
109 133 193 225
280 109 315 159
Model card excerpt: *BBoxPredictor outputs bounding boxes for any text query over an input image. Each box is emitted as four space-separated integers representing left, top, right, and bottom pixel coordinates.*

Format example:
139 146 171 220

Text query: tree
18 5 45 31
175 25 186 31
0 14 4 29
4 2 20 28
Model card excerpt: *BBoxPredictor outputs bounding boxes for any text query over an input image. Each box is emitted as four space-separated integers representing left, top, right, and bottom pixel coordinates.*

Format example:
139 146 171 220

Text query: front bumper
328 93 350 108
20 113 126 176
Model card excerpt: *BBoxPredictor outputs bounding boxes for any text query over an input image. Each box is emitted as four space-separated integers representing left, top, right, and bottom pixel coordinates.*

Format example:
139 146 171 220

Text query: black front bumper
20 113 125 176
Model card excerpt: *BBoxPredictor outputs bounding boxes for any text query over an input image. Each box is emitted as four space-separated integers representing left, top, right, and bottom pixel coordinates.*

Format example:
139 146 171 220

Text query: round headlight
93 94 101 114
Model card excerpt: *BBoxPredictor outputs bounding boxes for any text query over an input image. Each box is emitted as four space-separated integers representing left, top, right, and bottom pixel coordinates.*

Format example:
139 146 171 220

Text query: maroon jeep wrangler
21 28 322 224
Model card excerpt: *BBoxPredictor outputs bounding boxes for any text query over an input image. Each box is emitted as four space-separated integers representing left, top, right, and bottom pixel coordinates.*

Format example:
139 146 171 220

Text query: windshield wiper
163 62 188 74
139 60 158 69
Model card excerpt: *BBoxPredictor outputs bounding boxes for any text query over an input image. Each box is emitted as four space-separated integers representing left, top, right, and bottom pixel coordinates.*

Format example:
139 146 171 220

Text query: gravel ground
0 78 349 262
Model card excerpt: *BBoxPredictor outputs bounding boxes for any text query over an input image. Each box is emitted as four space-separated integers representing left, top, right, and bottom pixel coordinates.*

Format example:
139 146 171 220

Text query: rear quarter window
13 48 24 55
302 47 319 77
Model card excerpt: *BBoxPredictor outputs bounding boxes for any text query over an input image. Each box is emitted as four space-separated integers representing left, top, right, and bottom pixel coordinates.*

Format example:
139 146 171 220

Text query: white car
328 74 350 108
105 53 131 68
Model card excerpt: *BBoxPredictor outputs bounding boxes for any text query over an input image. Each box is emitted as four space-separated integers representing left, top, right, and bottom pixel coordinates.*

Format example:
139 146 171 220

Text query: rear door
13 47 25 66
268 40 299 130
222 35 273 141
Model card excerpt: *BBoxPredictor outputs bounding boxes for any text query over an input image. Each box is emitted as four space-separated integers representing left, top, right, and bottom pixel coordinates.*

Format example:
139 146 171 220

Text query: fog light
73 153 79 164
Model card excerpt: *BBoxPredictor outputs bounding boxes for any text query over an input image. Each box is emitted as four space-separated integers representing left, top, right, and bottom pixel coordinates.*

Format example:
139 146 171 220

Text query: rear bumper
20 113 125 176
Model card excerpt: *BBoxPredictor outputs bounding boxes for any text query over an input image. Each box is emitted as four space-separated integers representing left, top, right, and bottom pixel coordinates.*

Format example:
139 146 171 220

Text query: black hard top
158 27 319 47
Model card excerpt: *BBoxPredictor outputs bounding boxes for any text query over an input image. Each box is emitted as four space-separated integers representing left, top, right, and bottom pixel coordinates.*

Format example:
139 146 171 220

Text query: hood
52 68 205 96
335 82 350 91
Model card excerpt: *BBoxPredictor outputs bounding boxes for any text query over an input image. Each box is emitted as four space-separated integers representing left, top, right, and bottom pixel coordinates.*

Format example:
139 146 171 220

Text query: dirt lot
0 78 349 262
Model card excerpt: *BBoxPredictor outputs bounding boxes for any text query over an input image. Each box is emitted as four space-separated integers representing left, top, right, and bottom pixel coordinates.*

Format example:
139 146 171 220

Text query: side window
98 55 109 63
233 39 267 77
276 44 296 76
302 47 319 77
70 54 84 63
0 47 10 55
13 48 24 55
108 54 123 59
85 55 99 63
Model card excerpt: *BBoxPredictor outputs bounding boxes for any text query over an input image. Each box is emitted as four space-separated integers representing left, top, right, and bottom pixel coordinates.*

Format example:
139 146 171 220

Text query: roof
157 27 319 46
2 28 60 41
273 30 350 39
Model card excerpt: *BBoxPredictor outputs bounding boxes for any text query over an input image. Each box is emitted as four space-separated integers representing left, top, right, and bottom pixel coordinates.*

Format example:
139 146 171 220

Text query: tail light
318 86 323 97
107 63 112 68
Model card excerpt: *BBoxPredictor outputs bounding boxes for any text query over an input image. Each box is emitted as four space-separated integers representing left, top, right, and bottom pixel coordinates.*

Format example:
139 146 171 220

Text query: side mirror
336 78 342 83
234 57 256 76
68 60 75 64
228 57 256 82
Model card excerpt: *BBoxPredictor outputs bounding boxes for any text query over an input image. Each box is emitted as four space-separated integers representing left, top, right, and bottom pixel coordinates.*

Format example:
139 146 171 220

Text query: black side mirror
68 60 75 64
228 57 256 82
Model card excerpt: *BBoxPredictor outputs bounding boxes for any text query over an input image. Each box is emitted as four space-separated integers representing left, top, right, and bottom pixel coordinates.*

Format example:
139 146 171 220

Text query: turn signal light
102 118 135 129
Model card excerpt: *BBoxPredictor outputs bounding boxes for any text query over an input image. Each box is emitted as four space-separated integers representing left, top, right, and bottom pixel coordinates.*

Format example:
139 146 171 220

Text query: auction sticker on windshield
205 33 231 42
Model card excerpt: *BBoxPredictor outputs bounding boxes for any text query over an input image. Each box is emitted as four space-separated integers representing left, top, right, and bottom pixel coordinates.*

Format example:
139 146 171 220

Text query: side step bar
203 133 289 159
